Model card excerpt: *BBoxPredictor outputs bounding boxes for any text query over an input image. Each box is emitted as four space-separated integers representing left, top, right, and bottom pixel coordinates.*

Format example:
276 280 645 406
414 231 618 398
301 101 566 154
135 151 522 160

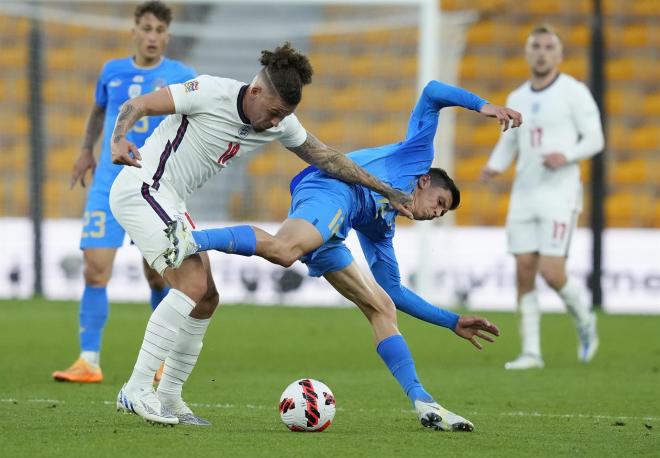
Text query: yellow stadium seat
606 58 635 81
467 21 495 46
642 91 660 116
610 159 649 184
383 86 415 112
607 124 630 150
567 26 590 47
621 25 651 47
629 125 659 151
561 57 587 80
502 57 529 80
455 155 486 181
0 46 27 68
605 89 640 116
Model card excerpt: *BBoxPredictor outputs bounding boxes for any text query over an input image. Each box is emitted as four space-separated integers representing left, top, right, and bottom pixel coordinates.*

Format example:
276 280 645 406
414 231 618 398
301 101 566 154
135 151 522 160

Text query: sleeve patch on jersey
184 80 199 93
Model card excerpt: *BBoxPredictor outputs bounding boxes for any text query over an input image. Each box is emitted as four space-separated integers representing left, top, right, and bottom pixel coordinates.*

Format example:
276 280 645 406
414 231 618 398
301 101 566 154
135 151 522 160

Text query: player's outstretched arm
70 103 105 188
287 132 414 218
111 87 176 168
453 316 500 350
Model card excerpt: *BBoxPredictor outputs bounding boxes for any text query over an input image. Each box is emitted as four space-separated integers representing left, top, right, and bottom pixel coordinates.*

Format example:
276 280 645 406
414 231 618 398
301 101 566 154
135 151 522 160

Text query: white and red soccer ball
279 378 336 432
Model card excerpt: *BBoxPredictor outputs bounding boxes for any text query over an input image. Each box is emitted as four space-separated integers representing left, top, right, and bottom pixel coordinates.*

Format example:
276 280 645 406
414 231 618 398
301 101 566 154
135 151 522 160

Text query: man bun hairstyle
135 1 172 25
260 42 313 106
428 168 460 210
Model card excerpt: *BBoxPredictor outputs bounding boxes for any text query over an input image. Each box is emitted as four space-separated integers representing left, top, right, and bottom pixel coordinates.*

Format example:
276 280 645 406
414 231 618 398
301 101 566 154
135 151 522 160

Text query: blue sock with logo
376 334 434 405
79 285 109 352
192 226 256 256
150 286 170 311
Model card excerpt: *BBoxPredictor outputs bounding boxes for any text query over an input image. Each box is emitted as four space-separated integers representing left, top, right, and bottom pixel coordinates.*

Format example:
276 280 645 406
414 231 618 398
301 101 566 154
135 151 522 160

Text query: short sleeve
169 75 220 115
278 113 307 148
94 65 108 108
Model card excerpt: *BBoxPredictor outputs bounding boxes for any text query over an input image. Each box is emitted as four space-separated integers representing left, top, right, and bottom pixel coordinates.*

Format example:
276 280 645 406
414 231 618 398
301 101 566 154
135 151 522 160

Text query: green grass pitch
1 299 658 457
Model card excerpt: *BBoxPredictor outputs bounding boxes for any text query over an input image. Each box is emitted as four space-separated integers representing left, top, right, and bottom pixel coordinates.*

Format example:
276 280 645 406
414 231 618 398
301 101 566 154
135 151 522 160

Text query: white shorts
506 209 578 257
109 169 192 275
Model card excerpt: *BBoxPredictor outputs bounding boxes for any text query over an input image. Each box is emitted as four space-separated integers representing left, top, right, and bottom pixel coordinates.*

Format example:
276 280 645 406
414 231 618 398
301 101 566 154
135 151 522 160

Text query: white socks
519 291 541 357
558 278 590 325
80 351 100 367
157 315 210 404
126 289 195 392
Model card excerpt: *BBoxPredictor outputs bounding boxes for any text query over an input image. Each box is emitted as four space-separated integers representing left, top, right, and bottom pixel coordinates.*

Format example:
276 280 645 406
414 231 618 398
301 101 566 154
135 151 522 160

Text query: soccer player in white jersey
482 24 604 370
108 43 415 425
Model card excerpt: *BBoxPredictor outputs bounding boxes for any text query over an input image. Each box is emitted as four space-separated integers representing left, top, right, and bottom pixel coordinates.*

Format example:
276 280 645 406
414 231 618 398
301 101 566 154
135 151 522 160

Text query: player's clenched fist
111 137 142 168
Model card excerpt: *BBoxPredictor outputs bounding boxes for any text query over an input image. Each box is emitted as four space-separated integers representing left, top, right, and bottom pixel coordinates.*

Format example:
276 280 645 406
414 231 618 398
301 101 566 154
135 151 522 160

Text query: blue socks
79 285 109 352
376 334 434 405
150 286 170 310
193 225 256 256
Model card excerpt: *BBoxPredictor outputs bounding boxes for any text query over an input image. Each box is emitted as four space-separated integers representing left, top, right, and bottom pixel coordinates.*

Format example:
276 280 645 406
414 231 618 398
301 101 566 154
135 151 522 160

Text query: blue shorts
80 185 126 249
288 176 356 277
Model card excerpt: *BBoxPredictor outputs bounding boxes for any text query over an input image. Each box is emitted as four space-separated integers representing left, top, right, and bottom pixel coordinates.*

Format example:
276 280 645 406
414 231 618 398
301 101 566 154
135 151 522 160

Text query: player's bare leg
505 252 544 370
324 262 473 432
539 255 598 362
53 248 117 383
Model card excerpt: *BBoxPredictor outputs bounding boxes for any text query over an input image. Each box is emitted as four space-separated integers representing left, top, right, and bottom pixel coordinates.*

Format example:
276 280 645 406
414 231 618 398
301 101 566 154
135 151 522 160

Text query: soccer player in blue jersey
172 80 521 430
53 1 196 384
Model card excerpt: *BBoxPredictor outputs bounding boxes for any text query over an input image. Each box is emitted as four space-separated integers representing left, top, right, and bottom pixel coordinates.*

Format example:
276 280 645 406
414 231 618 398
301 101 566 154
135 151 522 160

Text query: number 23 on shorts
82 210 107 238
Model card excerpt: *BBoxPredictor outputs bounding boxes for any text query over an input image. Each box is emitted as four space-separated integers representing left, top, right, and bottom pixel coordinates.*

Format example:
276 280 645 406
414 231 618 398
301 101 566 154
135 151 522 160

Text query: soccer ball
278 378 336 432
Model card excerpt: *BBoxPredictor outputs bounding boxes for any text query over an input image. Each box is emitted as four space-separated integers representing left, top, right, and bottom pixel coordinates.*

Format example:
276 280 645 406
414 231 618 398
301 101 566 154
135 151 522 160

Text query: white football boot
163 217 199 269
414 400 474 432
577 312 599 363
504 353 545 370
116 383 179 426
157 394 211 427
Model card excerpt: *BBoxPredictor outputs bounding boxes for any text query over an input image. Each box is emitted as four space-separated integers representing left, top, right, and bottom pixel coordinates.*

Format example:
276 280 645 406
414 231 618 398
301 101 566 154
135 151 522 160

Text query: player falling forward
482 24 604 370
109 43 415 425
53 1 196 384
169 80 521 431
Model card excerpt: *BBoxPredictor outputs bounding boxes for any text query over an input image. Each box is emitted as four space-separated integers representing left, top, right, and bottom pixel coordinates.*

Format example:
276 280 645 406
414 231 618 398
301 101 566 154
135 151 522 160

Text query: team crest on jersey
238 125 250 138
128 84 142 99
184 80 199 92
132 75 144 83
531 102 541 114
153 78 166 91
109 78 122 87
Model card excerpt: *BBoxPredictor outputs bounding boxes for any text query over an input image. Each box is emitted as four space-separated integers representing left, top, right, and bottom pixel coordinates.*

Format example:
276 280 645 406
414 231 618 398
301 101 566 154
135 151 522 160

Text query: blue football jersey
92 57 196 192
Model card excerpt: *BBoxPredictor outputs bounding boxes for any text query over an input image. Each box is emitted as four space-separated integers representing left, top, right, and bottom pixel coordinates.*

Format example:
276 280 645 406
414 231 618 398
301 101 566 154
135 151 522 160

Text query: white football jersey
487 73 604 216
129 75 307 199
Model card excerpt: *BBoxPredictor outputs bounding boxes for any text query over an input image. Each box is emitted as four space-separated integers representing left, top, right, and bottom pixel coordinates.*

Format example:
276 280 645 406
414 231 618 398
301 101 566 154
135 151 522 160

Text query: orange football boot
52 357 103 383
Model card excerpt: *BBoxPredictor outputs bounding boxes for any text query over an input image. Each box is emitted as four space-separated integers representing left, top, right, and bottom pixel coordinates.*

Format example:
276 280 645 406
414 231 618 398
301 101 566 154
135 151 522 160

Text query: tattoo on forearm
82 107 105 150
288 132 396 196
112 103 140 144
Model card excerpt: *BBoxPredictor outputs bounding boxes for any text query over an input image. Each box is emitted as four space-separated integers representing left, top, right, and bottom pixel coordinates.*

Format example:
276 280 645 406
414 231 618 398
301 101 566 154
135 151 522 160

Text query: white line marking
1 399 658 421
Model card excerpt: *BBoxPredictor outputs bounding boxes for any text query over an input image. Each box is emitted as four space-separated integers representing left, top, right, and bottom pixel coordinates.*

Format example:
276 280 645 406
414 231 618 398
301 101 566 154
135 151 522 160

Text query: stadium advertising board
1 218 658 314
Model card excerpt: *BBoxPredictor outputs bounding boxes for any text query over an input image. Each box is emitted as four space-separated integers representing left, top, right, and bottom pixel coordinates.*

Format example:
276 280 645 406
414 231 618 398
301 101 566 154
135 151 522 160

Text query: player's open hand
480 104 523 132
70 149 97 189
388 189 414 219
111 137 142 168
454 315 500 350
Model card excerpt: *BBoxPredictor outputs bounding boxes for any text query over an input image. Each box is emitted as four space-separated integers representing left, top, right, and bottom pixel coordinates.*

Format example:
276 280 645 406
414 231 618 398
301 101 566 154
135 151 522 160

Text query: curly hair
259 42 313 105
134 1 172 25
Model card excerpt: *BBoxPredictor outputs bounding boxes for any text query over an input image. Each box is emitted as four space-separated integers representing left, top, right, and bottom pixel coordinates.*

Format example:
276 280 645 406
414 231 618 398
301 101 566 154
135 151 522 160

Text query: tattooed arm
110 87 175 167
70 104 105 188
287 132 414 218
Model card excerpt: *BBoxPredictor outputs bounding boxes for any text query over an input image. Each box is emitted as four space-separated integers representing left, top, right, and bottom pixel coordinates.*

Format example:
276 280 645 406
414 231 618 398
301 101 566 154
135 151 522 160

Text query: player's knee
271 244 300 268
179 276 209 303
539 269 564 291
83 262 111 287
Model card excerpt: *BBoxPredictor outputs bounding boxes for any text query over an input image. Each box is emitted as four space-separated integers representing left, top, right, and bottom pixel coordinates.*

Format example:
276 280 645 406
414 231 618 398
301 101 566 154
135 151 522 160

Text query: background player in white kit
482 24 604 370
109 43 415 425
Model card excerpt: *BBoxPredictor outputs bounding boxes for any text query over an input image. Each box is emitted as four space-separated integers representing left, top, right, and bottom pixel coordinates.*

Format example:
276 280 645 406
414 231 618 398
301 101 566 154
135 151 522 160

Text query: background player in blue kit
168 80 522 430
53 1 195 383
